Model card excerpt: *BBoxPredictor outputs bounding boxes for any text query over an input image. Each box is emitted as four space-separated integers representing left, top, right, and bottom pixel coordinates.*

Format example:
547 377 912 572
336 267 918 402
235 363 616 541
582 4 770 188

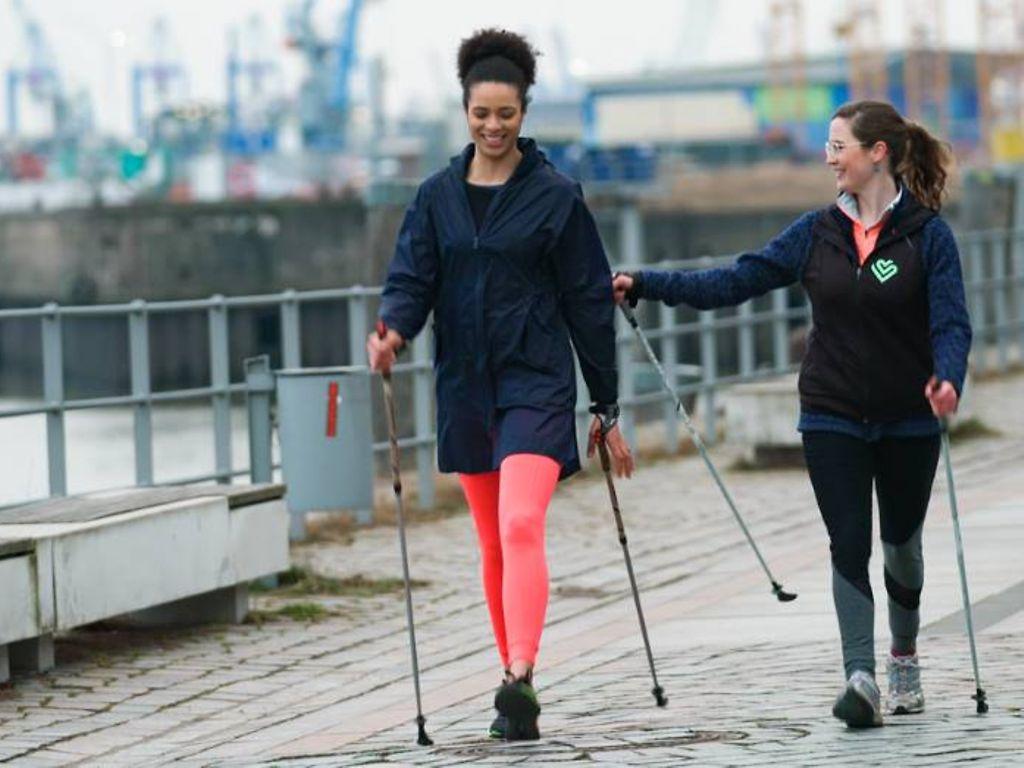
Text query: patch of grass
251 566 428 597
949 416 1001 443
246 602 331 625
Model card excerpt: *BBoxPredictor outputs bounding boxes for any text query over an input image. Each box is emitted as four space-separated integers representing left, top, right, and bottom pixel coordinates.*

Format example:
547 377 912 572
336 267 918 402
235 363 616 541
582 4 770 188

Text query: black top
465 181 502 233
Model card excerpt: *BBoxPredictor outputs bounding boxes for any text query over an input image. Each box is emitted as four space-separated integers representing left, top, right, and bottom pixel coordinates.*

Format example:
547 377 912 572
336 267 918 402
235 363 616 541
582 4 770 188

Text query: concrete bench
723 375 803 467
0 484 288 683
723 374 977 467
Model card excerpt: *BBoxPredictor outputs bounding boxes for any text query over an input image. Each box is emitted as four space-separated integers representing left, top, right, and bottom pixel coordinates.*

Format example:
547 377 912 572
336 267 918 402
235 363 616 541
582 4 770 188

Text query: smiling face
826 117 889 195
465 81 524 161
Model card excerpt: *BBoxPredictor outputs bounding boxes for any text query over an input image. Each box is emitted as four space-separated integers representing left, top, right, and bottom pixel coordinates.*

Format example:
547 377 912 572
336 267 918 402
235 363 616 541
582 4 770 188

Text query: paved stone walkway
0 372 1022 766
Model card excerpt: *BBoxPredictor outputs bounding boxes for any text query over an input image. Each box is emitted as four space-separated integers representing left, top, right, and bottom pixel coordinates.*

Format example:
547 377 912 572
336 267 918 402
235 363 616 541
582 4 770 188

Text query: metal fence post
967 240 987 374
738 301 755 377
618 203 643 448
412 331 435 509
574 355 589 459
208 296 232 484
772 289 789 373
617 310 637 448
41 303 66 497
1014 229 1024 364
994 238 1009 373
699 309 718 445
347 291 368 366
280 289 301 369
245 355 274 484
128 300 153 485
659 301 679 453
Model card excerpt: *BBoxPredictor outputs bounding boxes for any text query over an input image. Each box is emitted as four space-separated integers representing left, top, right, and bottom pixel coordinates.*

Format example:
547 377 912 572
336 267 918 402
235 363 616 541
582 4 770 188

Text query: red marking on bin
326 381 339 437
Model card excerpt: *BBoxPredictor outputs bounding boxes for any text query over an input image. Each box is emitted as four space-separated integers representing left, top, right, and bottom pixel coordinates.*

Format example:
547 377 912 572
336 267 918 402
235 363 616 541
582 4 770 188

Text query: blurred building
583 51 984 166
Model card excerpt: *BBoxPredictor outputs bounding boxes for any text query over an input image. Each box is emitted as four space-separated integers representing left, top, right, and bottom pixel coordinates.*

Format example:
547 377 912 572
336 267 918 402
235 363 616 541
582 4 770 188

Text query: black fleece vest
799 196 937 422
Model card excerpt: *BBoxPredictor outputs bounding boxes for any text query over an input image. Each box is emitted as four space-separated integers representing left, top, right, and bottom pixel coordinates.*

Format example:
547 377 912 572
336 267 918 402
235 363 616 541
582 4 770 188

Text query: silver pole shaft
941 426 985 695
597 438 666 706
620 304 778 585
382 372 430 737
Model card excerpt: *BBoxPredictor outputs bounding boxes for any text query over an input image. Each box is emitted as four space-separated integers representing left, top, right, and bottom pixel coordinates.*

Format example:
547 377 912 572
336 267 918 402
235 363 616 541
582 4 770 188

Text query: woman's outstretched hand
925 376 958 418
612 273 634 305
366 327 405 374
587 418 634 478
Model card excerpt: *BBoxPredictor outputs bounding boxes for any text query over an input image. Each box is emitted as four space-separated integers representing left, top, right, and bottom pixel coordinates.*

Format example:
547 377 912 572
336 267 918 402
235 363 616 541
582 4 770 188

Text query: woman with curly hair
367 28 633 741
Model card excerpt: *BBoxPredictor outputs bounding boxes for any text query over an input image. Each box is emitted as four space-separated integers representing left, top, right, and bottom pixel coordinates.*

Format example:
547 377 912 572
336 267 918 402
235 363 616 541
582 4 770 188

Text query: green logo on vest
871 259 899 284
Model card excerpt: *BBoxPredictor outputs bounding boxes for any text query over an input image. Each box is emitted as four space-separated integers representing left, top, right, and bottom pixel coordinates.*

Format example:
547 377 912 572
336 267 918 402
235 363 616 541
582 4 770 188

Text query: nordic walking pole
595 432 668 708
376 320 434 745
618 302 797 602
940 417 988 714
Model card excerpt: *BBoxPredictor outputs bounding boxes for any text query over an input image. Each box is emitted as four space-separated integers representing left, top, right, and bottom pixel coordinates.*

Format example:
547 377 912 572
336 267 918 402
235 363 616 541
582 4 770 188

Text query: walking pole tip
772 581 798 602
653 686 668 708
974 688 988 714
416 715 434 746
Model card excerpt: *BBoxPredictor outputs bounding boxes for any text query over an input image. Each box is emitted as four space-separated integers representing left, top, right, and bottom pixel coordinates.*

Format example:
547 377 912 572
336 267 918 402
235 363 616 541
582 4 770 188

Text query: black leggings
802 431 940 677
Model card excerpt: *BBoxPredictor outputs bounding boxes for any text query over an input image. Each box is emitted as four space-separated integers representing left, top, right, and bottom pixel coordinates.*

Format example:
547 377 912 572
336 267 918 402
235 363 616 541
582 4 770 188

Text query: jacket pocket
518 311 557 374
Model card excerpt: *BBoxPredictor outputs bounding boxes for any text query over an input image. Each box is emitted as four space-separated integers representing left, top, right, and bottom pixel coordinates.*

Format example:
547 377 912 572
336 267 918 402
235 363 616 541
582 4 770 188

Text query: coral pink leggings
458 453 560 668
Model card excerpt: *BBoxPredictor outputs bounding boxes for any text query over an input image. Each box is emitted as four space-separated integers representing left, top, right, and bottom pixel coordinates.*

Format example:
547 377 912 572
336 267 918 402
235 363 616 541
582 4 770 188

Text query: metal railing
0 226 1021 510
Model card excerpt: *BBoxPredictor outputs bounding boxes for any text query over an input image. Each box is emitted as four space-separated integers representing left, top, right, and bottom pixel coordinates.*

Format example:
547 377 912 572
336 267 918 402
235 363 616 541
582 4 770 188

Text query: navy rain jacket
379 138 617 478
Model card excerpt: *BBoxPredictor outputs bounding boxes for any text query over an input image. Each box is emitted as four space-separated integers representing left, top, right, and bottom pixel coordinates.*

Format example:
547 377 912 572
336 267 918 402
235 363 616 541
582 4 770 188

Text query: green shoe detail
488 714 507 739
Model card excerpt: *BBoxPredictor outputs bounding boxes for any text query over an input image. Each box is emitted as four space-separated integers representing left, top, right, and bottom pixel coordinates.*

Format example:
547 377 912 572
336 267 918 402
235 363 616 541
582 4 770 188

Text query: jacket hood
449 137 545 182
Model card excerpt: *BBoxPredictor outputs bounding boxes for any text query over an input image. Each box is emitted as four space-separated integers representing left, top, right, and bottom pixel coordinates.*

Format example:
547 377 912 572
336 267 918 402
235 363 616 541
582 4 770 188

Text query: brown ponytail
832 100 953 211
899 121 951 211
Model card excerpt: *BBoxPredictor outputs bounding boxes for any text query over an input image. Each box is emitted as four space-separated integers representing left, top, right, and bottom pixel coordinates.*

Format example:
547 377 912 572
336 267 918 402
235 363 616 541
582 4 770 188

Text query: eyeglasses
824 140 869 159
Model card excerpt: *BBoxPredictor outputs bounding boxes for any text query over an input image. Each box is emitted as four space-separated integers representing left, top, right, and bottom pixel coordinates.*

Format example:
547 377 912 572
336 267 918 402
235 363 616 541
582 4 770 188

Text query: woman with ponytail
614 100 971 728
368 28 632 741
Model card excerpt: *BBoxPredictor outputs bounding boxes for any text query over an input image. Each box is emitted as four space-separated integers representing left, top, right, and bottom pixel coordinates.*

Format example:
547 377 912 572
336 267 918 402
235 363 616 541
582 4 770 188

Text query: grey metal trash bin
276 366 373 539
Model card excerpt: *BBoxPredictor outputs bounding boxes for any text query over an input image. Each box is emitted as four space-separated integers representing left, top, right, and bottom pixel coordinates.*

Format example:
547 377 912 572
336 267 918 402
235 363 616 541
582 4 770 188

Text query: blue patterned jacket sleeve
378 183 439 342
921 218 973 394
636 211 817 309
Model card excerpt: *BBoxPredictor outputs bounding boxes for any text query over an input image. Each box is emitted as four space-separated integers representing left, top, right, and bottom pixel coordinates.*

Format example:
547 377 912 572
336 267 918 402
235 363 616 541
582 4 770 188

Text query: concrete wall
0 198 408 396
0 197 405 305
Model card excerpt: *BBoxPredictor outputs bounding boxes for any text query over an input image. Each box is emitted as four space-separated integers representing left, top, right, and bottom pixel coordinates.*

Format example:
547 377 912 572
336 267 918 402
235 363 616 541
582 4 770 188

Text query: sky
1 0 981 138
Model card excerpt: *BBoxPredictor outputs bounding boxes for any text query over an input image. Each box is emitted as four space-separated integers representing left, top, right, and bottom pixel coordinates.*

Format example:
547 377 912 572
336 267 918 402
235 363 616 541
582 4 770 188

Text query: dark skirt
445 406 579 480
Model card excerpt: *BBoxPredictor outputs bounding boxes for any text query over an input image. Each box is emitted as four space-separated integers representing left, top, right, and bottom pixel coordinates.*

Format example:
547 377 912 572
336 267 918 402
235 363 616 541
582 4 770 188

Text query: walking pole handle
376 319 394 382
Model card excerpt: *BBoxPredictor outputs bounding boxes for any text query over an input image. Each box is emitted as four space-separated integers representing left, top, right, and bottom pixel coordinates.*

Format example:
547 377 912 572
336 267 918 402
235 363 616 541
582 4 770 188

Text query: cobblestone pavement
0 372 1022 767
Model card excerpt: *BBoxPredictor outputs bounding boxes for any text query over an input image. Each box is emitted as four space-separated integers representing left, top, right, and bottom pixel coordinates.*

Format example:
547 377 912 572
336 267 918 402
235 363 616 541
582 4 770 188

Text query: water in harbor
0 401 272 508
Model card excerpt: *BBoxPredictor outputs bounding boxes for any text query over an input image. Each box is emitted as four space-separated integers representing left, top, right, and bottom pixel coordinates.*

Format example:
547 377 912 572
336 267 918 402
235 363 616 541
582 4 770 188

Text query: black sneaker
494 674 541 741
488 713 508 739
488 671 511 739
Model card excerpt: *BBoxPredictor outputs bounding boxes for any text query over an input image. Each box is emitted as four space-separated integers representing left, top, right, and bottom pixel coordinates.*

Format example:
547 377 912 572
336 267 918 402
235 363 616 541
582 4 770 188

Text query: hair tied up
457 28 538 109
833 100 952 211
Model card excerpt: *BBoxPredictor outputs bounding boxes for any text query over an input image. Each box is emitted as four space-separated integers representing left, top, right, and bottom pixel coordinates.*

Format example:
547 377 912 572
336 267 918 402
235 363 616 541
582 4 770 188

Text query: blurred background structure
0 0 1021 507
1 0 1021 208
0 4 1022 395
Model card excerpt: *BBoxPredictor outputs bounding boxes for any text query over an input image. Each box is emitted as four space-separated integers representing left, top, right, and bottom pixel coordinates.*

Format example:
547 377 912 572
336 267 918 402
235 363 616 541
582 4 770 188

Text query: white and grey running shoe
886 652 925 715
832 670 883 728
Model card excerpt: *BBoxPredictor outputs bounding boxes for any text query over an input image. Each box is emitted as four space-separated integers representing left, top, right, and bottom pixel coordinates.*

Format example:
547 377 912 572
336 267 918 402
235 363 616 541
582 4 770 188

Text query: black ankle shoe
488 713 508 739
488 671 511 739
494 672 540 741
